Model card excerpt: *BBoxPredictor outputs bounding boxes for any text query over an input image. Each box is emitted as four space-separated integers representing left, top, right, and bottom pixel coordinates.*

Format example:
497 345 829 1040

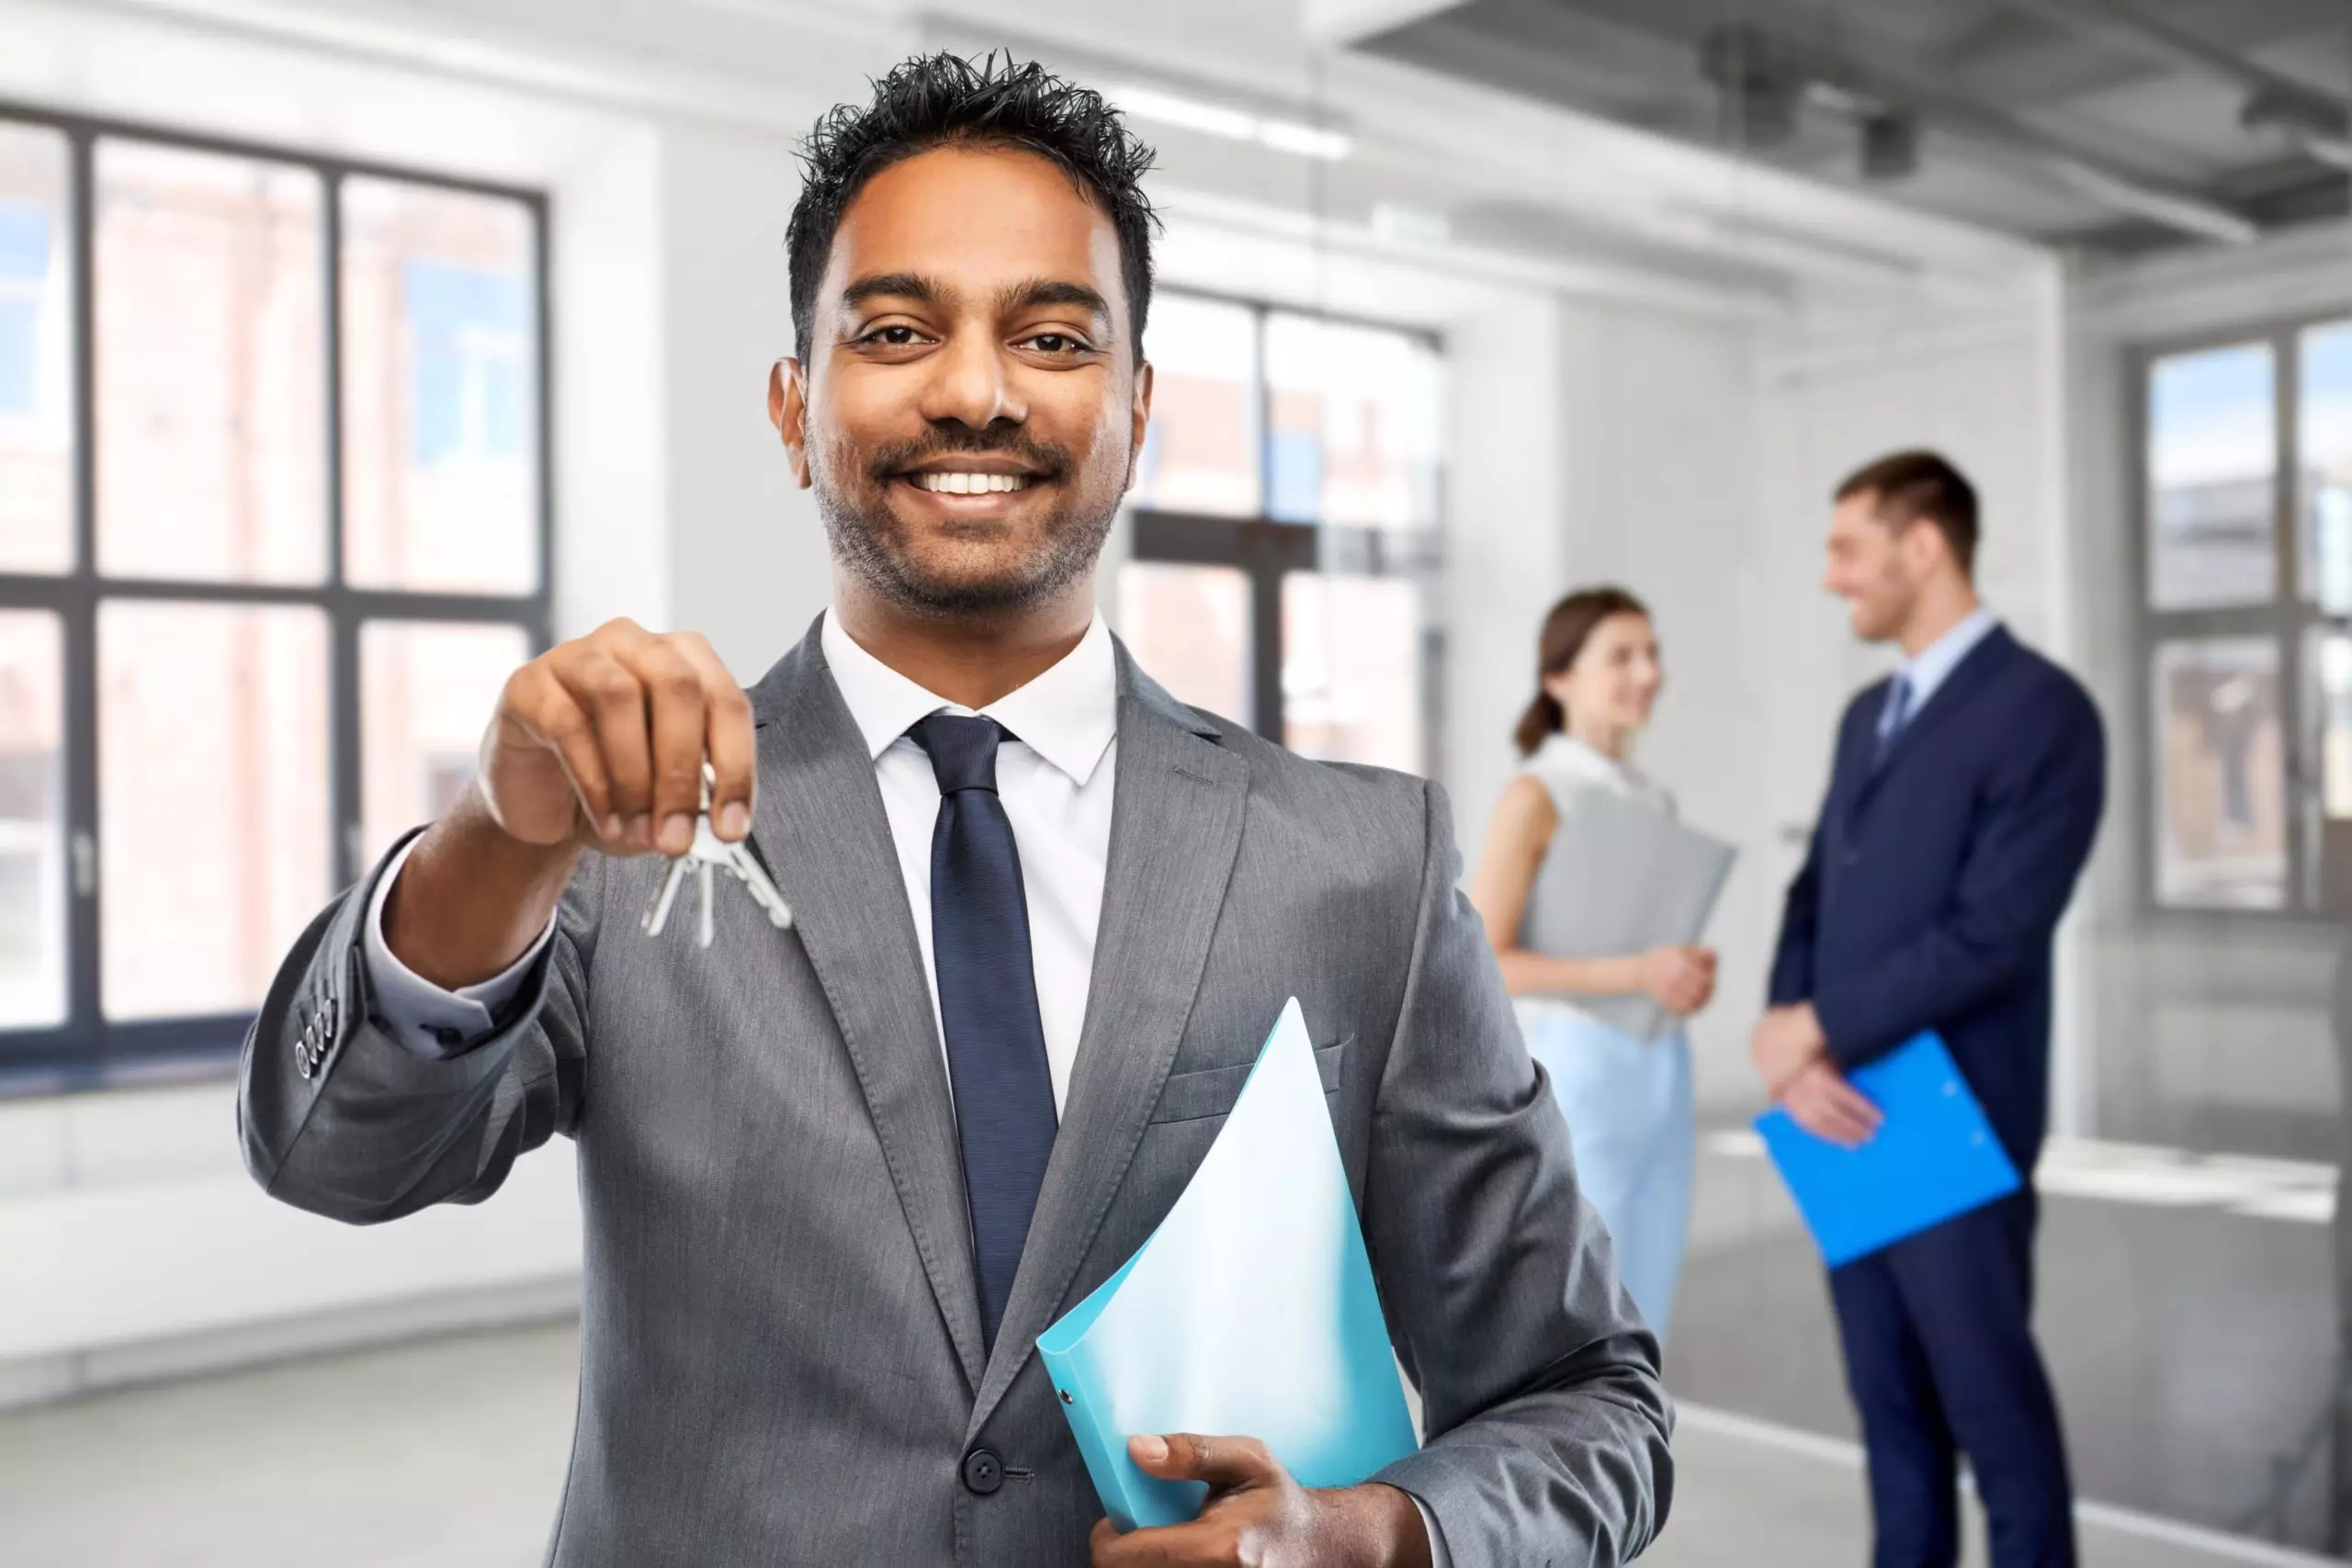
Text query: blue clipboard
1754 1032 2021 1269
1036 998 1418 1531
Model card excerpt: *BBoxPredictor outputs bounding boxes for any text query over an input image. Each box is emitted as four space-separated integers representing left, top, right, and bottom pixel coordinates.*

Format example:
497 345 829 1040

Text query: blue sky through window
404 258 529 464
0 200 51 414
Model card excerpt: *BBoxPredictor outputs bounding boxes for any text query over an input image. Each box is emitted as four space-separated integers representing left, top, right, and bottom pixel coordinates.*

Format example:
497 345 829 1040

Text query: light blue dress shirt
1878 606 1999 747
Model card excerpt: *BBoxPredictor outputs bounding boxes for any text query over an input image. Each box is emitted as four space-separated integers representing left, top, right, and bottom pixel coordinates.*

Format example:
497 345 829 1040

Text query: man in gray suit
240 53 1669 1567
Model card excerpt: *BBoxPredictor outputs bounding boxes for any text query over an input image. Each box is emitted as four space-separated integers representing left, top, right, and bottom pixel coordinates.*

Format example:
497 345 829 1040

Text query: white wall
654 121 834 679
1441 295 1567 855
1551 300 1765 1109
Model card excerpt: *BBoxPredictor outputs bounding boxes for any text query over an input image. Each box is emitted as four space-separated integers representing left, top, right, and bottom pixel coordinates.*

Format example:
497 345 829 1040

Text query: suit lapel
1851 626 2013 818
966 649 1249 1440
747 623 987 1393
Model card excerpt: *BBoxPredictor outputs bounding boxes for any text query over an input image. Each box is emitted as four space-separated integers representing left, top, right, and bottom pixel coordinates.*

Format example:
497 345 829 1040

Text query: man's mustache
865 424 1072 485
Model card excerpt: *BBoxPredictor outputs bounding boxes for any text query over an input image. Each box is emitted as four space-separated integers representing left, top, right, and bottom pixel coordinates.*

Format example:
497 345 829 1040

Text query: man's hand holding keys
383 618 758 990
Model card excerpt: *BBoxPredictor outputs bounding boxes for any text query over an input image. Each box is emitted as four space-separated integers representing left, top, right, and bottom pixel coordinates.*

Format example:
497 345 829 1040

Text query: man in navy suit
1755 450 2105 1568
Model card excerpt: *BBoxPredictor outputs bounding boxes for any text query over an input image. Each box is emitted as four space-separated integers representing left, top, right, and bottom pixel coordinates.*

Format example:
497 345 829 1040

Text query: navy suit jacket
1769 626 2105 1170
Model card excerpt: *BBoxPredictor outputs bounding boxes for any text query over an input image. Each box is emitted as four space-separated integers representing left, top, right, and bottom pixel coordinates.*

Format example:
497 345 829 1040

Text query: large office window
0 107 548 1086
2137 317 2352 915
1119 292 1442 773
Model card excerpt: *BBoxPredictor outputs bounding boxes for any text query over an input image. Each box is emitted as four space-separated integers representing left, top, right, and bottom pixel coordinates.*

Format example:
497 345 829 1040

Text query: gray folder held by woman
1520 786 1736 1043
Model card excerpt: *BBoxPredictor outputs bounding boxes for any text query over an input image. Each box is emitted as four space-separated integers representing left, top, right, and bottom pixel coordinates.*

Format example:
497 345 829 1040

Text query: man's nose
920 330 1023 430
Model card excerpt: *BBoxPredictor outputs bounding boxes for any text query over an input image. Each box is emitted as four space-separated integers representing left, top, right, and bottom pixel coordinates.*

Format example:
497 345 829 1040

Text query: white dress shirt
815 608 1117 1115
360 612 1451 1562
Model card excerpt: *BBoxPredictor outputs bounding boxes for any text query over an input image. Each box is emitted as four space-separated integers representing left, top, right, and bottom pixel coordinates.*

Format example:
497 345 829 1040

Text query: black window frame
1125 288 1444 773
0 101 553 1095
2129 309 2351 926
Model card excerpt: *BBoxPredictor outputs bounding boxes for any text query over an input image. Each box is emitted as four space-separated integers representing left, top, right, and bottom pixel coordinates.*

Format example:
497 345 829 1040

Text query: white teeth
911 471 1031 494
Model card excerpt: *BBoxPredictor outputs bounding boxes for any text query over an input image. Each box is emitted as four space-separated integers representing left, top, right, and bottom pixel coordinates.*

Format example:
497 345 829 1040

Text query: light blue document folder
1754 1032 2021 1269
1037 998 1418 1531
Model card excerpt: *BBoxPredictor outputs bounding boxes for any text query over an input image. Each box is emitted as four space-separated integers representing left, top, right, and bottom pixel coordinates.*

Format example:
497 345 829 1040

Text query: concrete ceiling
1345 0 2350 254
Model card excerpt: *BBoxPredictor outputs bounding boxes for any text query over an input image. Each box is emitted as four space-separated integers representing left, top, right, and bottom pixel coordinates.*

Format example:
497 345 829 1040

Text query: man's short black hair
1835 448 1981 577
786 52 1159 365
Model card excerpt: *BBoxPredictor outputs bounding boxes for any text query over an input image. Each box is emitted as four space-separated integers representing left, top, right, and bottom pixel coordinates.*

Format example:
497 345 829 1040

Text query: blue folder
1754 1032 2021 1269
1036 998 1418 1532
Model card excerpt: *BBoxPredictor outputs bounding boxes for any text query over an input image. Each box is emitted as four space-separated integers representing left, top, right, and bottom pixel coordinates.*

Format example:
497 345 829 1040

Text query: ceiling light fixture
1110 84 1352 162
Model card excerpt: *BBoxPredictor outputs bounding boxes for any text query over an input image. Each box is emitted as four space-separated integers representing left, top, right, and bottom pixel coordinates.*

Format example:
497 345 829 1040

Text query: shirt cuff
363 834 557 1060
1412 1496 1452 1568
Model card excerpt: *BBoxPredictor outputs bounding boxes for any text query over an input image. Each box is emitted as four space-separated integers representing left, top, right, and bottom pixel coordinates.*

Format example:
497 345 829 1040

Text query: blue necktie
1875 672 1915 765
910 714 1058 1352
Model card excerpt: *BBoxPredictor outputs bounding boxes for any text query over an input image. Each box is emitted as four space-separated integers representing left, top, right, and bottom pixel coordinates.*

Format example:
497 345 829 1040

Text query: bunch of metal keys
640 762 793 947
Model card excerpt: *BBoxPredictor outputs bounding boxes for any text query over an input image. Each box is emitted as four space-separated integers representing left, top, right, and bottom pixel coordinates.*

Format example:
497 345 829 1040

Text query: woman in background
1471 587 1713 1338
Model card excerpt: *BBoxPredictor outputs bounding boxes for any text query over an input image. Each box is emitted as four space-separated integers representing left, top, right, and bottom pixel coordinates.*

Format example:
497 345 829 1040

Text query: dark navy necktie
1874 671 1916 766
909 713 1058 1352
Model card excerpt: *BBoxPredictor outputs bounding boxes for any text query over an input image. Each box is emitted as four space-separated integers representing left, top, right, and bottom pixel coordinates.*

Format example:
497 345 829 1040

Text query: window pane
1115 562 1250 722
2315 632 2352 823
1134 295 1259 516
2301 321 2352 613
1265 315 1442 529
360 620 529 865
342 178 541 594
0 612 65 1029
1283 573 1422 771
2152 637 2285 910
0 122 73 574
2302 628 2352 912
99 601 329 1019
95 140 325 584
2147 343 2276 610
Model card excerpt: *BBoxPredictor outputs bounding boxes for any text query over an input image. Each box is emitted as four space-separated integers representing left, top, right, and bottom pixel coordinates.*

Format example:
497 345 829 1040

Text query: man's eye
1024 333 1087 355
863 325 923 346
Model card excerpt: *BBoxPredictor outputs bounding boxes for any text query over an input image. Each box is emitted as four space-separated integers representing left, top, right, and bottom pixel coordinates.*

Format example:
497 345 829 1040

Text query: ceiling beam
1301 0 1464 49
2000 0 2350 130
1700 21 2260 244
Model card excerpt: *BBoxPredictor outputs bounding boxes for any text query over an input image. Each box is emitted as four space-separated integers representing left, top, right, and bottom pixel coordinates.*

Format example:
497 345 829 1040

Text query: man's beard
812 421 1120 619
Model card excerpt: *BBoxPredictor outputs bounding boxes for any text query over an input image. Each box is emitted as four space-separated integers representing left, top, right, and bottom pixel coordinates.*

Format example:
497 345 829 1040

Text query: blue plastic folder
1037 998 1418 1531
1754 1032 2021 1269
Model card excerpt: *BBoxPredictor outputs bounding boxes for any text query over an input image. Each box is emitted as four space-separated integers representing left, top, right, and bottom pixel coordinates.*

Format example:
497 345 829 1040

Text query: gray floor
1670 1134 2346 1552
0 1324 578 1568
0 1319 2330 1567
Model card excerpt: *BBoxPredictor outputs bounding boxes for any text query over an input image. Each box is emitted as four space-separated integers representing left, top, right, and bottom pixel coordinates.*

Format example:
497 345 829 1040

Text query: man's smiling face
775 142 1152 620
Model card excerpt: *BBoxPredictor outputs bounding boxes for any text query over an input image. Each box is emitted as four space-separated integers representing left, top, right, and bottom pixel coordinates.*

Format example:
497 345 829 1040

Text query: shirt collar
820 609 1119 787
1897 605 2000 709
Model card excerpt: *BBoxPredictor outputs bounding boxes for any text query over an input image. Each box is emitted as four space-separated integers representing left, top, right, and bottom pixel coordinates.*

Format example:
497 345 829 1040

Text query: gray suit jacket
240 622 1671 1565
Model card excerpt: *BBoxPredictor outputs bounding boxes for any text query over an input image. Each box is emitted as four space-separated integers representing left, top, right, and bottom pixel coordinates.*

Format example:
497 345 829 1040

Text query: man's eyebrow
839 272 944 310
1002 278 1113 321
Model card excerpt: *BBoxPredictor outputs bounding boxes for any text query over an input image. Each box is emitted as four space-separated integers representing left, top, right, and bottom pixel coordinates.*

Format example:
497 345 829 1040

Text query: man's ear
1900 515 1948 580
770 359 813 490
1123 359 1155 491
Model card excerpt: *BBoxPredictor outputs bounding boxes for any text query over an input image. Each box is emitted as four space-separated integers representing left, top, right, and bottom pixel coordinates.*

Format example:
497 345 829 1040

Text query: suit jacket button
962 1448 1004 1495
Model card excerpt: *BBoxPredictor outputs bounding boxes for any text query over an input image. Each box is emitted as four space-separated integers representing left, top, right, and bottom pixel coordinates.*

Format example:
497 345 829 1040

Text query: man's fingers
614 637 711 854
1822 1075 1884 1133
672 633 757 840
1792 1077 1878 1147
497 664 616 841
1091 1517 1235 1568
1786 1088 1852 1147
1129 1433 1281 1492
549 649 654 841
